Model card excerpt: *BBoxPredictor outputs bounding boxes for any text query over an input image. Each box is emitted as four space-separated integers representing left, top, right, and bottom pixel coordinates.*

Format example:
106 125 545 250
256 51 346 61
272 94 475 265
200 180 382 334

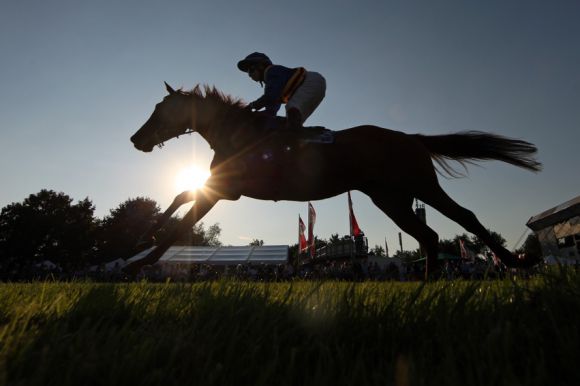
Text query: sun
174 164 211 192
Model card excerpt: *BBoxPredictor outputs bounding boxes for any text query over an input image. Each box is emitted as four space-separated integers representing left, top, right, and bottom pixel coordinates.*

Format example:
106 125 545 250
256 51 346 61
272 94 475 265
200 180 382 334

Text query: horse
126 82 542 278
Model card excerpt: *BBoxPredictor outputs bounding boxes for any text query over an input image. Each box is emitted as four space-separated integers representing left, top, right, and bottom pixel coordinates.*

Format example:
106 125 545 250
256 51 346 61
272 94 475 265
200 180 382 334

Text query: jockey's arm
250 66 285 115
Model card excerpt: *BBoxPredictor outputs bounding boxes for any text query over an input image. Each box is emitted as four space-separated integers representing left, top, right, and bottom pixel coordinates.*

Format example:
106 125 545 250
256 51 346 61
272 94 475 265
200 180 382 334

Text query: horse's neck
194 99 224 149
196 99 262 154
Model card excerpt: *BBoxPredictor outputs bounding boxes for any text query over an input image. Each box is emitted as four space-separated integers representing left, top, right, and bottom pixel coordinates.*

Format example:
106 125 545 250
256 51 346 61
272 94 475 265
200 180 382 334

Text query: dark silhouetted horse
126 83 542 278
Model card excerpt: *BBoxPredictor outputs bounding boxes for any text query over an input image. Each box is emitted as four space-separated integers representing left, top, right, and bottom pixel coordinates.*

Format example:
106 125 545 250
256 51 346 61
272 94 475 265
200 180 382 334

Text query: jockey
237 52 326 130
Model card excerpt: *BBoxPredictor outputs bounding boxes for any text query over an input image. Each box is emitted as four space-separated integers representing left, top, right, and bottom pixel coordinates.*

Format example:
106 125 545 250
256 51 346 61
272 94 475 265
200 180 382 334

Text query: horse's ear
164 81 176 94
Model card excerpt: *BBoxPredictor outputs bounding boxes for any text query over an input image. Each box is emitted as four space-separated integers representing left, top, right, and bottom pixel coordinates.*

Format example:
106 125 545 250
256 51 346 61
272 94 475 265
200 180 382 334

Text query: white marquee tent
126 245 289 267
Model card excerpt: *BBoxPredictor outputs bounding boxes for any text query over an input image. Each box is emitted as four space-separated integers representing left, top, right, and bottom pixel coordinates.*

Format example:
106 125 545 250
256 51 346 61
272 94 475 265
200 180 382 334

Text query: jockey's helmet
237 52 272 72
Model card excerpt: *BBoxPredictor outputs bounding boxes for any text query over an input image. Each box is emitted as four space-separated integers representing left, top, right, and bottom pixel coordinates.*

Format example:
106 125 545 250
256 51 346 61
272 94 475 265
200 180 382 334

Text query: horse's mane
176 85 265 153
182 85 247 111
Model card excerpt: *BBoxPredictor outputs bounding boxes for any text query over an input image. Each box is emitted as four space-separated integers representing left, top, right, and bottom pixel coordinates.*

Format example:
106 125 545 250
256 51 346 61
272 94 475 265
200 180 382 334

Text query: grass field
1 270 579 386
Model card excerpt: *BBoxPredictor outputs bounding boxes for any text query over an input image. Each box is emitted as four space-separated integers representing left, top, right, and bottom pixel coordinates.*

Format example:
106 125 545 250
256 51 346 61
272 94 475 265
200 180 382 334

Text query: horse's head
131 82 194 152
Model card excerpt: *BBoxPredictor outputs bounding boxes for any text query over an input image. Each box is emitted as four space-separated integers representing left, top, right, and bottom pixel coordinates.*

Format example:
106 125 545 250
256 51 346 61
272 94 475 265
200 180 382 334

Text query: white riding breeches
285 71 326 123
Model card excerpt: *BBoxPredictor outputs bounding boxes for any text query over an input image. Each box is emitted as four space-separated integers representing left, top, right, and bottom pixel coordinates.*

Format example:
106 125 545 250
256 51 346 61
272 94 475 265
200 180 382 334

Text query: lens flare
174 164 211 192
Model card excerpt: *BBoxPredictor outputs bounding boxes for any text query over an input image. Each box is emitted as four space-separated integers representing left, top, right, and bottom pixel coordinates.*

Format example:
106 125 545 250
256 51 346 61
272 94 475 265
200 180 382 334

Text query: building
526 195 580 259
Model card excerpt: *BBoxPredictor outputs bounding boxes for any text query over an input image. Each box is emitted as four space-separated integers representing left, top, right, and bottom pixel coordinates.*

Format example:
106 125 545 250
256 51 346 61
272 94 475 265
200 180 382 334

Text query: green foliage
469 230 506 253
175 222 222 247
249 239 264 246
393 249 422 263
96 197 161 261
1 271 580 385
516 234 542 257
0 190 97 270
96 197 223 258
327 233 341 245
0 193 224 275
313 235 327 249
204 223 222 247
439 231 507 257
370 244 385 257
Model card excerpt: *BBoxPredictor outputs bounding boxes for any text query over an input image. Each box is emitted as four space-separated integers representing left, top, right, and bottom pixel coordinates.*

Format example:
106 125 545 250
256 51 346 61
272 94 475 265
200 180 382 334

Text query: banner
298 215 308 253
348 191 362 237
308 202 316 258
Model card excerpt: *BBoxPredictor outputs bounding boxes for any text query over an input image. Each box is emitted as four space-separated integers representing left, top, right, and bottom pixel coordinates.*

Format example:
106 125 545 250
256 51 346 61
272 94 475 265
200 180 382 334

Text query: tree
516 234 542 257
249 239 264 246
469 230 506 254
96 197 161 261
313 236 327 250
393 249 421 264
370 245 385 257
96 196 223 262
0 190 97 271
174 222 222 246
437 231 506 257
453 233 479 254
204 223 223 247
288 242 299 262
439 238 459 255
327 233 341 245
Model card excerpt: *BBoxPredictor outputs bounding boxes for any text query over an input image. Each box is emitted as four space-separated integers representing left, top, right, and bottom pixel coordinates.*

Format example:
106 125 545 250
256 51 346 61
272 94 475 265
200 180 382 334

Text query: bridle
154 127 196 149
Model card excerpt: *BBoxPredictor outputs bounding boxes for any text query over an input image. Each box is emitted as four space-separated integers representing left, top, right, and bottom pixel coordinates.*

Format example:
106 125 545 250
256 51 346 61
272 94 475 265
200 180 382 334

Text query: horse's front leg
124 188 220 275
135 190 197 250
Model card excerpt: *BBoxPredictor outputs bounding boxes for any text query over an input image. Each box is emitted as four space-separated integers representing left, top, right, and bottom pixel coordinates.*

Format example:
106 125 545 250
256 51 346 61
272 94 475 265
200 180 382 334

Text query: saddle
267 116 335 144
296 126 335 144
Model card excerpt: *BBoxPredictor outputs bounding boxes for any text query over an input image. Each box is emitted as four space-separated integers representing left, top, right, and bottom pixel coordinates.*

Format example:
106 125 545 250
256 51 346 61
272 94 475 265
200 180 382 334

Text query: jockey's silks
249 65 308 115
281 67 306 103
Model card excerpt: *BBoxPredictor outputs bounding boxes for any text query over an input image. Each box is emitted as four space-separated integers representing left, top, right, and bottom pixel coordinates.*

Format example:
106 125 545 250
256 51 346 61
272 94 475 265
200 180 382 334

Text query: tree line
0 189 542 279
0 189 221 277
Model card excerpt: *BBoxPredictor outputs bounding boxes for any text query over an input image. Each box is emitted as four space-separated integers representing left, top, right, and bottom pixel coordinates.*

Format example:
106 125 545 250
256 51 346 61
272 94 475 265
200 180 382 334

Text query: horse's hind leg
417 184 515 265
368 192 441 280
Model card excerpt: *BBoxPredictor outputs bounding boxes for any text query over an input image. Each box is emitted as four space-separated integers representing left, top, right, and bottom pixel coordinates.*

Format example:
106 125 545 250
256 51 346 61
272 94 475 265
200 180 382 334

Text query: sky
0 0 579 253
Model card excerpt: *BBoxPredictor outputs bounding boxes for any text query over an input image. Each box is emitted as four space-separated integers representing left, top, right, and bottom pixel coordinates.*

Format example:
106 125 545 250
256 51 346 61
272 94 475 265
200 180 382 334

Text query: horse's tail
414 131 542 177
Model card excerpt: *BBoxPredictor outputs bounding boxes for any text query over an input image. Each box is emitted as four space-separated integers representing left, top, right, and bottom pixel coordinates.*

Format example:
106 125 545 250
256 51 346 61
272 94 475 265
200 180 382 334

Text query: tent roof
127 245 289 266
527 195 580 231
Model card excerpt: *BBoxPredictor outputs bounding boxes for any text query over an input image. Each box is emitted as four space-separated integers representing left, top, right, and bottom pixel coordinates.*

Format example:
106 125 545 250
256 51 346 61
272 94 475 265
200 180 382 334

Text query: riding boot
286 108 303 131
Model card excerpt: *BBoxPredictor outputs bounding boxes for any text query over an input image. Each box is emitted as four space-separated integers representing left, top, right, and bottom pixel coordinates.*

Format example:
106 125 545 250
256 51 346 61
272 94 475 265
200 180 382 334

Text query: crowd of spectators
91 258 531 282
1 257 553 282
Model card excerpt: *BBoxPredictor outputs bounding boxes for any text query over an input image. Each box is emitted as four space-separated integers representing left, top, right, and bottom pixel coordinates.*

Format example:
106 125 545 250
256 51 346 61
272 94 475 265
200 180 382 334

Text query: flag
491 252 501 266
459 239 467 259
348 191 362 237
308 202 316 258
459 239 475 261
298 215 308 253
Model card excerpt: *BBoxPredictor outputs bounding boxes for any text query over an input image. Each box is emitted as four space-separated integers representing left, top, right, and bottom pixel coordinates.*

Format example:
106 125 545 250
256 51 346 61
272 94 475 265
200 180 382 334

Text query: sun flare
174 164 211 192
